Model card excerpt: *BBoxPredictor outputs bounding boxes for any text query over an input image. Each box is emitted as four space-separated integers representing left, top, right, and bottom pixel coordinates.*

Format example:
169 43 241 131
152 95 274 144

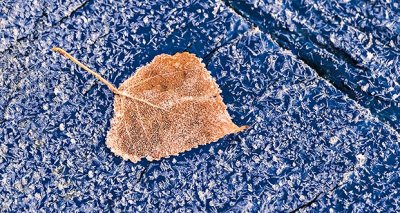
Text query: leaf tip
238 125 249 131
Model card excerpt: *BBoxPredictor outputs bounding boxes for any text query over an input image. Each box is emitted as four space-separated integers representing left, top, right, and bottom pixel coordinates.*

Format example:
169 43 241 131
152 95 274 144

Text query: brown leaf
52 48 246 163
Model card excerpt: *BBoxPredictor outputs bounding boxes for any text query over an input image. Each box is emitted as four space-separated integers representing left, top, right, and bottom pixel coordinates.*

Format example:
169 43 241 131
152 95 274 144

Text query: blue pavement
0 0 399 211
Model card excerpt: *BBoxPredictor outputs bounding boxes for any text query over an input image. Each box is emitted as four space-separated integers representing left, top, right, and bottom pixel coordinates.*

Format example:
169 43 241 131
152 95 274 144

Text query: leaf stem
51 47 121 95
51 47 169 111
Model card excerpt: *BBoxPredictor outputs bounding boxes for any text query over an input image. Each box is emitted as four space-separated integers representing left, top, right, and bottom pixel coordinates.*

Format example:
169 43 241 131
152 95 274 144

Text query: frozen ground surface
0 0 399 212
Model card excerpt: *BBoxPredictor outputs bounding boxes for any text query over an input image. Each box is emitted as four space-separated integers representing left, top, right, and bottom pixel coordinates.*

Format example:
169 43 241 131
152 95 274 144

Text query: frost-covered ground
0 0 399 212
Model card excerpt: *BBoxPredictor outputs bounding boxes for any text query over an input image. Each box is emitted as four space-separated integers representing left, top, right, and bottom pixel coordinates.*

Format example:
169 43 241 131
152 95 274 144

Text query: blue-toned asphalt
0 0 399 212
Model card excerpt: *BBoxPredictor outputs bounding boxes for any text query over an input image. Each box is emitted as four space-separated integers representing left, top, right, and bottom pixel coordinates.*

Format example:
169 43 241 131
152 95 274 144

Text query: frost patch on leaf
106 52 246 162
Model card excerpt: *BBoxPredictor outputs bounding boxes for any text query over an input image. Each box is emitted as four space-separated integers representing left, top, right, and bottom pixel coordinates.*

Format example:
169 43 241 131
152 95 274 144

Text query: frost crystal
1 0 399 212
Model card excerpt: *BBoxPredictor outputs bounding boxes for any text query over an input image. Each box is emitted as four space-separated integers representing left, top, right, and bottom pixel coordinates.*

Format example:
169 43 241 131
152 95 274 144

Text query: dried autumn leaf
52 47 246 163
